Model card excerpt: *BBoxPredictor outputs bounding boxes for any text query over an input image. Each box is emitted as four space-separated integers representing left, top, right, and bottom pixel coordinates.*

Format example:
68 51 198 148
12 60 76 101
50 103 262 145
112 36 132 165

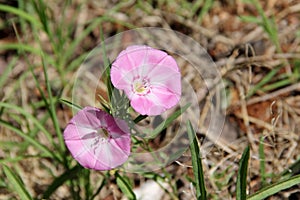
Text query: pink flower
111 45 181 116
63 107 131 170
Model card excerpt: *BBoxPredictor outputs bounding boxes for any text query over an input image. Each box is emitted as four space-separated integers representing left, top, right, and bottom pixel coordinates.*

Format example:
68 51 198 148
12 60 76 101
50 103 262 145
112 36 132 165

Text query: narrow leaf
148 103 190 139
0 57 17 89
41 56 65 152
91 178 107 200
116 172 136 200
281 158 300 178
187 120 207 200
236 146 250 200
59 99 82 111
63 17 103 64
3 165 33 200
0 4 41 27
239 15 262 24
43 165 82 199
0 43 41 55
0 119 59 161
246 65 282 98
0 102 55 150
248 174 300 200
133 114 148 124
259 136 266 187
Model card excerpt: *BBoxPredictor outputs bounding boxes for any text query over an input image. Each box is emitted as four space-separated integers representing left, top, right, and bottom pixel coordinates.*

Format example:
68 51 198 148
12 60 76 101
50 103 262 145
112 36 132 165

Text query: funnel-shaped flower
63 107 131 170
111 45 181 116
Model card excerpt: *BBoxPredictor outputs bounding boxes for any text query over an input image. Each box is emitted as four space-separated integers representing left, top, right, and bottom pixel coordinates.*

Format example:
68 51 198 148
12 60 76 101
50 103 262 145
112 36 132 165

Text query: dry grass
1 0 300 199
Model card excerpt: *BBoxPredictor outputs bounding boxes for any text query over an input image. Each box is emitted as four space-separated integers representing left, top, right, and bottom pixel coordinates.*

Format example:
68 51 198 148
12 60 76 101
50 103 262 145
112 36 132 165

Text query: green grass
236 146 250 200
187 120 207 199
3 165 33 200
240 0 300 98
0 0 299 199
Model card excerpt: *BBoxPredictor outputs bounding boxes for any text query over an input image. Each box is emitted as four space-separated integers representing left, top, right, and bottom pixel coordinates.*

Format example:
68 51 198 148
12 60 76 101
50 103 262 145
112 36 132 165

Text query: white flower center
133 78 151 95
97 128 109 143
88 128 109 154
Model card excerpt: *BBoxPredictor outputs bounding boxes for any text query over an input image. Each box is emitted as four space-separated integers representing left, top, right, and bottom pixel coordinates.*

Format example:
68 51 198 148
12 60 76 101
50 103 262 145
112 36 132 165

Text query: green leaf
0 119 59 161
0 154 49 164
0 43 41 55
236 146 250 200
0 57 17 89
3 165 33 200
259 137 266 187
247 174 300 200
0 102 62 162
43 165 82 199
261 78 294 92
246 65 282 98
59 99 82 111
41 55 65 153
98 25 115 105
239 15 261 24
90 178 107 200
116 172 136 200
246 0 280 51
281 157 300 178
62 17 103 65
197 0 214 24
148 103 190 139
0 4 41 28
187 120 207 200
31 0 50 34
133 114 148 123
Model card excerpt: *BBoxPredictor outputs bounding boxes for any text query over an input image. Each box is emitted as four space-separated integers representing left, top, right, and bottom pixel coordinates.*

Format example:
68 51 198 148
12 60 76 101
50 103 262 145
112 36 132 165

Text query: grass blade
59 99 82 111
148 103 190 139
62 17 103 65
116 172 136 200
0 102 57 154
259 136 266 187
0 154 49 164
0 4 41 28
0 119 60 161
99 26 114 103
187 120 207 200
246 66 281 98
236 146 250 200
281 158 300 178
31 0 50 35
43 165 82 199
246 0 280 51
90 178 107 200
3 165 33 200
239 15 262 24
41 55 65 153
133 114 148 124
197 0 214 24
0 43 40 55
247 174 300 200
0 57 17 89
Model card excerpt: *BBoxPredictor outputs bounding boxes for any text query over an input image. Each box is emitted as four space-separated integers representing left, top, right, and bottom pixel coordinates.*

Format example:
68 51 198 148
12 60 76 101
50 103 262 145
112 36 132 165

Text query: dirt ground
1 0 300 199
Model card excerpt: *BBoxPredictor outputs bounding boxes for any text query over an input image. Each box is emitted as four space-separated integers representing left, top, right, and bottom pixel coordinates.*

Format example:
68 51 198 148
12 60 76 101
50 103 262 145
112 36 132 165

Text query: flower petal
93 139 130 170
130 95 164 116
113 45 149 72
110 66 134 90
149 65 181 96
111 45 181 116
149 85 180 109
63 107 131 170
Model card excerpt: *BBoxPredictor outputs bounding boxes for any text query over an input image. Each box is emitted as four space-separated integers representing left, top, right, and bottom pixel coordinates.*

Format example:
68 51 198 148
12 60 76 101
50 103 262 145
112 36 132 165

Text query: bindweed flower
111 45 181 116
63 106 131 170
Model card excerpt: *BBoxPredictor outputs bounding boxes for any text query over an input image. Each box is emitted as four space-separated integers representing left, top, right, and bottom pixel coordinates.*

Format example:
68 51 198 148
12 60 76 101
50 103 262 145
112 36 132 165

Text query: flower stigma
97 128 109 143
133 78 151 95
